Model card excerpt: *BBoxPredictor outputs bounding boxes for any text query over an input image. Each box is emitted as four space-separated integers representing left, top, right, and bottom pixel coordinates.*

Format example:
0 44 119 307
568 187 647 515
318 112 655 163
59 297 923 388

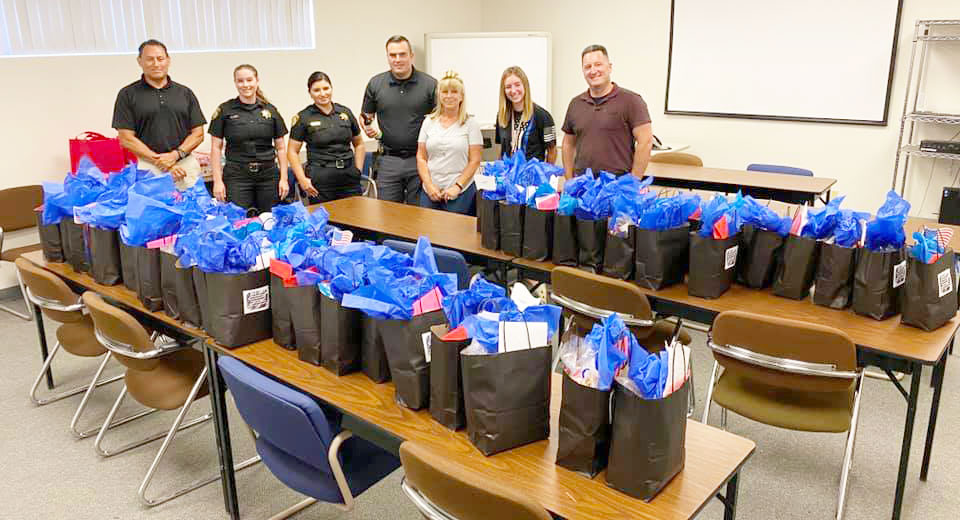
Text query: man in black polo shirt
361 35 437 204
112 39 206 189
561 44 652 179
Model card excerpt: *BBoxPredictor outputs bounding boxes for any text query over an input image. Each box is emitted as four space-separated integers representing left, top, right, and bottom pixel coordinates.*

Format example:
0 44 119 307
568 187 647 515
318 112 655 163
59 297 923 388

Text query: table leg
204 345 240 520
33 303 54 390
920 352 948 481
892 363 922 520
723 472 740 520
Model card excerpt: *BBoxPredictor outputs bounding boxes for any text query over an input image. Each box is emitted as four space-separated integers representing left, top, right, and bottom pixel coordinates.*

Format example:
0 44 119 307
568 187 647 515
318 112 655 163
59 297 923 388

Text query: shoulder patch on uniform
291 114 299 126
261 109 271 119
212 106 221 119
339 112 349 121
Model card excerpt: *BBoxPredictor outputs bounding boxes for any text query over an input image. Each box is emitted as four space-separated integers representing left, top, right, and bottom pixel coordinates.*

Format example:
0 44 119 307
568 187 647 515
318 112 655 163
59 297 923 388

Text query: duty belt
228 160 271 173
315 159 348 169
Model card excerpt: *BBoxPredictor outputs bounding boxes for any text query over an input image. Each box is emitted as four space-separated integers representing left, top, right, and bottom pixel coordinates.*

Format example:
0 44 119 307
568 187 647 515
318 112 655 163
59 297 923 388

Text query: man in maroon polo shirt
561 44 653 179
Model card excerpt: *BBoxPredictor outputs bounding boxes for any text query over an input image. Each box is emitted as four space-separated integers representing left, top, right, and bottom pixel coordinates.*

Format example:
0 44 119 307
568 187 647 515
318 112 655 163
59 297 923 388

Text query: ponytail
255 87 270 105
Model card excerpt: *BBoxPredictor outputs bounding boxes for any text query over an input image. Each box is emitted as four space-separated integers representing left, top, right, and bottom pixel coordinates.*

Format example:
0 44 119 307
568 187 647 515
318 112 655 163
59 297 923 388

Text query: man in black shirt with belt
361 35 437 204
112 39 206 189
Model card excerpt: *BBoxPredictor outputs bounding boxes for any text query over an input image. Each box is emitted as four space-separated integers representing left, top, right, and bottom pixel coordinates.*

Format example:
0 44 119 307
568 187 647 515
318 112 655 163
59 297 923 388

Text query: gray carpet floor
2 295 958 520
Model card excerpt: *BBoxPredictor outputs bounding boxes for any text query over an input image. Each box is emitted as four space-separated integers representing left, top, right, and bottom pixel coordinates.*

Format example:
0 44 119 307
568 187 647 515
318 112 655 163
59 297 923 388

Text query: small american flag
936 227 954 251
331 229 353 246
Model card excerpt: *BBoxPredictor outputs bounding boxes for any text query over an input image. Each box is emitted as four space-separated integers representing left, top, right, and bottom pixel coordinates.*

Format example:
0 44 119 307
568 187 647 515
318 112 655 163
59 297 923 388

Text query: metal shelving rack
892 20 960 195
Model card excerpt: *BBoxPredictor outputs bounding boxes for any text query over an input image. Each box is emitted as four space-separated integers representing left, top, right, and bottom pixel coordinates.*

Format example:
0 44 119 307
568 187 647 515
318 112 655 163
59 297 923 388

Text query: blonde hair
497 66 533 128
429 70 469 125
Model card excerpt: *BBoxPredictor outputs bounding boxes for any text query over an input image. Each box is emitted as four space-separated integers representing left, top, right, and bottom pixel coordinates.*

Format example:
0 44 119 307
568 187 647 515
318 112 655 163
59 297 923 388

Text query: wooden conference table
22 250 755 520
644 162 836 205
323 197 957 520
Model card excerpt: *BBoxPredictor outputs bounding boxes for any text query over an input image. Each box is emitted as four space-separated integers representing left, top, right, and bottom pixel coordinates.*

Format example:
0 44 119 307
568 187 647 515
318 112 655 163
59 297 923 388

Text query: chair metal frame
263 430 357 520
361 174 378 199
89 327 260 507
25 288 123 406
549 293 655 327
0 227 34 321
400 477 458 520
703 335 865 520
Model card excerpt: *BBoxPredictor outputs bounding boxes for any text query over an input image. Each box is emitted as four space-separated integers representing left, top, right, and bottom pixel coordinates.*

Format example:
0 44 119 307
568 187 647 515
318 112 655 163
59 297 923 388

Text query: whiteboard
425 32 551 129
665 0 902 125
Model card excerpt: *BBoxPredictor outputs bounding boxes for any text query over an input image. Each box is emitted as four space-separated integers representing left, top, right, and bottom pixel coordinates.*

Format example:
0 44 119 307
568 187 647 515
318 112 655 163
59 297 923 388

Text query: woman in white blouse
416 70 482 215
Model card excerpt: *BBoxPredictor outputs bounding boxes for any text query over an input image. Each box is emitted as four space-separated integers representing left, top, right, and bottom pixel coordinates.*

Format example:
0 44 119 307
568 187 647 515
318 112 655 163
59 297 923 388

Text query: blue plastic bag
119 191 184 246
739 195 790 236
910 229 943 263
865 191 911 252
833 209 870 247
637 192 701 231
801 196 844 240
65 157 108 206
195 226 265 274
625 337 670 399
583 314 631 391
40 182 69 225
575 171 618 220
442 276 506 328
697 194 742 237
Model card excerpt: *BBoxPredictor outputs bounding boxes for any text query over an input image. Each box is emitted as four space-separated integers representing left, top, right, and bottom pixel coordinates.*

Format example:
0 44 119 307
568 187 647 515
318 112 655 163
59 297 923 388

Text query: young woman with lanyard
416 71 483 215
287 71 366 203
209 64 289 213
494 66 557 163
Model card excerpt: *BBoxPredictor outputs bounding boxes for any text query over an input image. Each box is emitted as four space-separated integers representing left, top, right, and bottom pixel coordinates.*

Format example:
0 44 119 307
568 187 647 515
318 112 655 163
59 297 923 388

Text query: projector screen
426 32 551 129
665 0 902 125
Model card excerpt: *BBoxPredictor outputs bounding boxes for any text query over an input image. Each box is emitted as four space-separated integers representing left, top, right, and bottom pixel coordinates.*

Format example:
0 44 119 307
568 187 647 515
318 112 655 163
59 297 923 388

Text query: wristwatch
176 148 186 160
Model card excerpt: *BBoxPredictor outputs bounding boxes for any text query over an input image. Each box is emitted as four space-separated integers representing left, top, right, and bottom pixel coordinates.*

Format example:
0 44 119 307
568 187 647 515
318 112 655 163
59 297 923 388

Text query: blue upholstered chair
746 163 814 177
217 357 400 518
383 239 471 290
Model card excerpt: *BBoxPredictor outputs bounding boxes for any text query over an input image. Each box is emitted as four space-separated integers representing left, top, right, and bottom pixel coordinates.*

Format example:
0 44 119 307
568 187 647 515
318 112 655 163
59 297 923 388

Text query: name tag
309 121 323 127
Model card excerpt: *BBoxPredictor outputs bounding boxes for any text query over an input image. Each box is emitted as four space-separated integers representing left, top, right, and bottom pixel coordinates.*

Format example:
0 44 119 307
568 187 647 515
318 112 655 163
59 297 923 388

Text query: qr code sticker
892 261 906 289
724 245 739 271
242 285 270 314
938 268 953 298
421 332 432 363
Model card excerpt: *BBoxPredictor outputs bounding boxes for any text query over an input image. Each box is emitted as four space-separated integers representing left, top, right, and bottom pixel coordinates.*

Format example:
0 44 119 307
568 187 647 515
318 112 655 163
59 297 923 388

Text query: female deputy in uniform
209 64 289 213
494 66 557 163
287 71 366 203
416 71 482 215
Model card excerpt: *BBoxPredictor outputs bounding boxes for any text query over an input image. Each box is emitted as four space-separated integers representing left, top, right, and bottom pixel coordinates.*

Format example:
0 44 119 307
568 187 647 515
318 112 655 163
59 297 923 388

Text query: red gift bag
69 132 137 174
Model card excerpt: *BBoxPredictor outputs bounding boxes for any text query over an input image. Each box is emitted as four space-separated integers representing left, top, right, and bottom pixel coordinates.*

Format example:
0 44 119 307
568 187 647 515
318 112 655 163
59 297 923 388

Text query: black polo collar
388 67 420 86
138 74 174 90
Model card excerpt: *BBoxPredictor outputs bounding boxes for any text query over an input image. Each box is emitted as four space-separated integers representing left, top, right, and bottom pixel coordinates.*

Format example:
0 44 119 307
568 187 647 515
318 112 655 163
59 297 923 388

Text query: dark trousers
377 154 421 205
418 182 477 216
224 162 280 215
307 163 362 204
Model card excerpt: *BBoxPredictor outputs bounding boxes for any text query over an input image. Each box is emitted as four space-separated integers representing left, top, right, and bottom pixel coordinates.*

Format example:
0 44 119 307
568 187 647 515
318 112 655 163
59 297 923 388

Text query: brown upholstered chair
550 266 692 348
650 152 703 167
1 185 44 320
399 441 553 520
704 310 864 520
16 258 126 436
82 291 259 507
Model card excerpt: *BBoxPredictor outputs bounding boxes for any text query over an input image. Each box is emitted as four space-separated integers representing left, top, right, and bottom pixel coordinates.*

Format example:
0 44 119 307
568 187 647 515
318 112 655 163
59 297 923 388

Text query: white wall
0 0 481 290
481 0 960 217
